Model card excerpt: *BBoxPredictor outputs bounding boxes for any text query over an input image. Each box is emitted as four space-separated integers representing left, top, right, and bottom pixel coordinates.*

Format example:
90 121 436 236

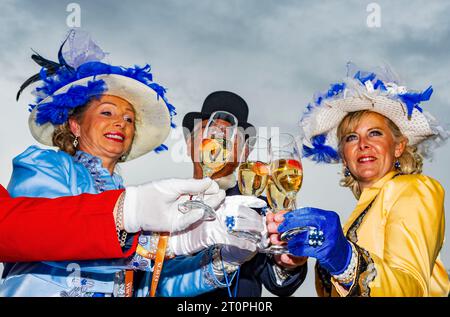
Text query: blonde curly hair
52 104 89 157
337 110 423 198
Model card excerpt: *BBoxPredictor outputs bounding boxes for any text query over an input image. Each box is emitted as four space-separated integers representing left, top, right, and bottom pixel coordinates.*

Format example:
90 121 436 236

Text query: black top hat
182 91 256 140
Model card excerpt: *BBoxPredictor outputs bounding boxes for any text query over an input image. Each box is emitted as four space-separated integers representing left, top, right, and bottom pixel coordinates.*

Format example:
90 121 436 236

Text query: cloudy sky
1 0 449 297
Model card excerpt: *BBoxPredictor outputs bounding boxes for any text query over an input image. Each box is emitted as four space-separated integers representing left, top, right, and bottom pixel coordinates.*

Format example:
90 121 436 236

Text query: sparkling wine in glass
261 133 304 254
266 176 294 212
238 137 270 197
270 158 303 211
200 138 228 177
178 111 238 221
225 137 271 244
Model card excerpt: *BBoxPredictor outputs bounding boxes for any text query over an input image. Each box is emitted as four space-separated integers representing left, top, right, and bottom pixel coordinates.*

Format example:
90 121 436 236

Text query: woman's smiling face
70 94 136 168
340 111 406 190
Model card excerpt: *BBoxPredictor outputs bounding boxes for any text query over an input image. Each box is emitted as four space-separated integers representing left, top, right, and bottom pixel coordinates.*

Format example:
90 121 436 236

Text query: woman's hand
278 207 352 275
266 210 308 269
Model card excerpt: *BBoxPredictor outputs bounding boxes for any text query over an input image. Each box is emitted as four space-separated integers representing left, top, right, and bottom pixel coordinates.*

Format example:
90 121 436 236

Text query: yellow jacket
316 171 450 297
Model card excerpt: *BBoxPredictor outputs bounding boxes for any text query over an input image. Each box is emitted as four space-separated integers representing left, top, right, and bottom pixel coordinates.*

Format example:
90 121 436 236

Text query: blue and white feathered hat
17 29 176 161
299 62 448 163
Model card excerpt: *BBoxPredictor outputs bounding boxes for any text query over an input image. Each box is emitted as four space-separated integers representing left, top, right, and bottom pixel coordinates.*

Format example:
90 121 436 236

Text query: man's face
186 119 245 178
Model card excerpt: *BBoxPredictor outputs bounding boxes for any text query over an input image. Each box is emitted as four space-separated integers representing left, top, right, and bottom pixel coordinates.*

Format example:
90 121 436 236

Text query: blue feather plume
354 71 376 85
308 82 346 111
28 61 176 146
373 79 386 91
35 80 106 125
154 144 169 153
326 82 346 98
399 86 433 119
302 135 340 163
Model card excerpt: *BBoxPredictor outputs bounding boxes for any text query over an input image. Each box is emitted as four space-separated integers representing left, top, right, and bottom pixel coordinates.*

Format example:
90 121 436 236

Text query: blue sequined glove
278 207 352 275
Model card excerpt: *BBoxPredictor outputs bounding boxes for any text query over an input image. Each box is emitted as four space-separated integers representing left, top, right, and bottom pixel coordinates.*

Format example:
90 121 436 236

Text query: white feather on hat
299 63 448 163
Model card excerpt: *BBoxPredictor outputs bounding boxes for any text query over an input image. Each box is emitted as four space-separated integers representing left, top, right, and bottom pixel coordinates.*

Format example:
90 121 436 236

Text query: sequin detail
201 247 223 288
73 151 107 192
345 201 377 297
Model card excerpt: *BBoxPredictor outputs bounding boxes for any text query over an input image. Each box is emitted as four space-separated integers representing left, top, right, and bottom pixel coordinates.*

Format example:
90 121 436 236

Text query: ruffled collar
74 150 103 169
73 150 124 192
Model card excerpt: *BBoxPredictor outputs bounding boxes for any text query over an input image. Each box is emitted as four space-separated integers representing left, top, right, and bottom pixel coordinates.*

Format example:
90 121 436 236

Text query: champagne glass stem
177 165 216 221
196 165 213 201
286 193 297 211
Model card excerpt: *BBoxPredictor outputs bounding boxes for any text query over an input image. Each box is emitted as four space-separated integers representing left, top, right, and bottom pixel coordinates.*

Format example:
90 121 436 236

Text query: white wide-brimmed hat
299 63 448 163
19 29 175 161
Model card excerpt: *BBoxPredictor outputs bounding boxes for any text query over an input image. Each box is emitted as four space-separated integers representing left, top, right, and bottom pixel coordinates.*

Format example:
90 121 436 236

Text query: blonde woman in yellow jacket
270 63 449 296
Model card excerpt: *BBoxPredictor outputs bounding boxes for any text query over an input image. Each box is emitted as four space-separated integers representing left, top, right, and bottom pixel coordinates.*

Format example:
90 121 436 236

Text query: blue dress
0 146 229 297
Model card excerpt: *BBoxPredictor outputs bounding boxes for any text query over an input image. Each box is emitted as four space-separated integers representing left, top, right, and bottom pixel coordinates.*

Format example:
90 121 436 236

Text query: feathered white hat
299 62 448 163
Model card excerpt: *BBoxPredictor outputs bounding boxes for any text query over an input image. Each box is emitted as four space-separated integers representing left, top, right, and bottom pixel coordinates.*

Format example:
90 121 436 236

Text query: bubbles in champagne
266 177 292 212
271 159 303 196
238 161 269 196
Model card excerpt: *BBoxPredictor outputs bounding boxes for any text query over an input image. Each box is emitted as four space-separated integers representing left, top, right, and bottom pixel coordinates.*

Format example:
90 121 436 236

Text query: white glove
219 244 256 267
169 195 267 265
221 195 269 250
123 178 225 233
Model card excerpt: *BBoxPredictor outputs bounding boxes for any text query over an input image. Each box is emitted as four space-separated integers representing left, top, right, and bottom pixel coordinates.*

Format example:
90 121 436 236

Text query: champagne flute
229 136 270 243
262 133 304 254
178 111 238 221
238 136 270 197
266 177 294 214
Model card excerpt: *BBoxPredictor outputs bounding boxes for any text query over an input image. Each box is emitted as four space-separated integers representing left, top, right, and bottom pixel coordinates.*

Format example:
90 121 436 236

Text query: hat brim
182 111 256 140
29 74 171 161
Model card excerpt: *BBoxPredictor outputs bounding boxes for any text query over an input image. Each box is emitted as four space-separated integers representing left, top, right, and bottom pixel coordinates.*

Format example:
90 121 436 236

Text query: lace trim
346 201 374 244
73 151 107 192
352 245 377 297
200 247 232 289
315 262 333 297
201 247 218 288
345 202 377 297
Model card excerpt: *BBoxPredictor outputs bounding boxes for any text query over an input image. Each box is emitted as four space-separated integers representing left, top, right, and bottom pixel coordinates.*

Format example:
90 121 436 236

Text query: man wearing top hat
182 91 307 297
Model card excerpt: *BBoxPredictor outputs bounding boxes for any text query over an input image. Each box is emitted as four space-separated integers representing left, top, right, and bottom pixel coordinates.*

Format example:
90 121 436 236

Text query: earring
344 167 351 177
394 160 401 170
120 154 127 161
73 136 79 148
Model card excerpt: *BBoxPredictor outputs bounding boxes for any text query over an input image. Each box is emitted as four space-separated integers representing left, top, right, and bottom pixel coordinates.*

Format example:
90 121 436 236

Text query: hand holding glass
261 133 304 254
